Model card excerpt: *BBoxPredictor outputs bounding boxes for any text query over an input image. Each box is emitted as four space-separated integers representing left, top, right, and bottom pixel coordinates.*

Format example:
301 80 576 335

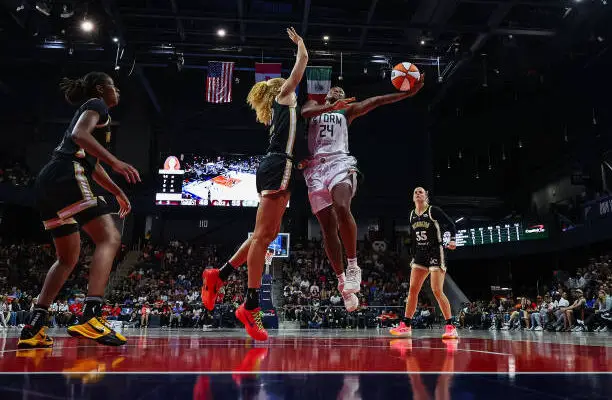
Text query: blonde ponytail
246 78 285 125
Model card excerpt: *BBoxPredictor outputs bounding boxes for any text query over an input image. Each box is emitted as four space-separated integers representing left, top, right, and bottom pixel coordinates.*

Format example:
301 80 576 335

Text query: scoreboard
452 223 548 247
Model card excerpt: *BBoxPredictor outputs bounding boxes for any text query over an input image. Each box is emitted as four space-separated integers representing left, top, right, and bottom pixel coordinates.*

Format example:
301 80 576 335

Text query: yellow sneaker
17 325 53 349
67 317 127 346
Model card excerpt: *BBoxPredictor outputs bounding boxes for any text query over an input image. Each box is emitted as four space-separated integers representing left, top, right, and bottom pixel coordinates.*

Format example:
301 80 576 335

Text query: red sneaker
235 304 268 341
202 269 223 311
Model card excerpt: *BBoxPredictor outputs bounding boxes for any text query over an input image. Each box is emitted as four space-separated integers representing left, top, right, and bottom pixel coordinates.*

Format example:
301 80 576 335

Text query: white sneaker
342 292 359 312
599 326 608 332
534 326 543 331
343 266 362 294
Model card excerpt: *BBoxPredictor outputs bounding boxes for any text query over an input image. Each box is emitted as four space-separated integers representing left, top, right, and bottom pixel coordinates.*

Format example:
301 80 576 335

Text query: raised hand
409 73 425 95
287 27 303 45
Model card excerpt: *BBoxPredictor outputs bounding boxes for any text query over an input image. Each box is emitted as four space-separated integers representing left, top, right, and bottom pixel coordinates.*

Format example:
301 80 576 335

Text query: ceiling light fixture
35 1 51 16
217 29 226 37
81 19 94 32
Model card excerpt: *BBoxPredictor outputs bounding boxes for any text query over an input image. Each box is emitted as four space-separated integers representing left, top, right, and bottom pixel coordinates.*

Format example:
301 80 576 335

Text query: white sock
337 272 346 284
347 258 358 269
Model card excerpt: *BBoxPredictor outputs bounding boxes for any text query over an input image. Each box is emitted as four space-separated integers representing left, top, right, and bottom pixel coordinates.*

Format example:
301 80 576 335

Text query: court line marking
1 341 610 373
1 371 612 375
0 342 512 357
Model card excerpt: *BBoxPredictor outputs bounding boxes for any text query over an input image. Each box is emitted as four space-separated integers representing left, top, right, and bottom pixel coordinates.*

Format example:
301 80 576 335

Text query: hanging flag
255 63 282 83
206 61 235 103
306 66 332 104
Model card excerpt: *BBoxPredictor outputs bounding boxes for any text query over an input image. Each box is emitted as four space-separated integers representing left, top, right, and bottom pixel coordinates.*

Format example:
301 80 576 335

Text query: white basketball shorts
303 155 358 214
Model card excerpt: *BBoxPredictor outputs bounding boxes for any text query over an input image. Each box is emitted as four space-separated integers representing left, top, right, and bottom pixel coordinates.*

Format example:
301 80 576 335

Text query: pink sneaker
442 324 458 339
389 321 412 337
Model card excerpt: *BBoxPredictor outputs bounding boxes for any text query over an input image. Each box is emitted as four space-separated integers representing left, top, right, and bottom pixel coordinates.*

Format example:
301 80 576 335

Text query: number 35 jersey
308 110 350 158
410 205 456 253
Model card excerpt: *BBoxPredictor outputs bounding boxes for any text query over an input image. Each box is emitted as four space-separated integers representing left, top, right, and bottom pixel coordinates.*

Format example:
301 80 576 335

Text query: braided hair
59 71 110 105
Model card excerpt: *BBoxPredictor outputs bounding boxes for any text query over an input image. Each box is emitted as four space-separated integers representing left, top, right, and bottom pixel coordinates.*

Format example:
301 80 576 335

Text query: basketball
391 62 421 91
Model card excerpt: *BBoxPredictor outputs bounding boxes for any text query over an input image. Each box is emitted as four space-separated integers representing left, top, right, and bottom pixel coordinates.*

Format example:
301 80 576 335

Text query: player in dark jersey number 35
390 187 459 340
18 72 140 350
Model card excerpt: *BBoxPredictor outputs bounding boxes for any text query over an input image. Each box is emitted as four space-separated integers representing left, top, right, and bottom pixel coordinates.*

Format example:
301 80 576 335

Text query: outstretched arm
345 74 424 124
278 27 308 100
345 92 411 124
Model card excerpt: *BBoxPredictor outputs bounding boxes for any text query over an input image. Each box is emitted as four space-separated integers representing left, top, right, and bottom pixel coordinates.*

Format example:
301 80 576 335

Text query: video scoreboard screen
446 223 548 247
156 154 276 208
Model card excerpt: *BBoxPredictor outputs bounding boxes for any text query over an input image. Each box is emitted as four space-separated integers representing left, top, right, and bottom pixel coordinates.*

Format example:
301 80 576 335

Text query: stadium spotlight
81 19 94 32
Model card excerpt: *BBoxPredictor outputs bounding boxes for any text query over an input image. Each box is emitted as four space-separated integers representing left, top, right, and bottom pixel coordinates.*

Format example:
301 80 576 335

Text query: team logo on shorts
430 258 439 265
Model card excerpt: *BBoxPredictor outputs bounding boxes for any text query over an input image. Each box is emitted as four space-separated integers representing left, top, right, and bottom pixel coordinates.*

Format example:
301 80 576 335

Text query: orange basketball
391 62 421 91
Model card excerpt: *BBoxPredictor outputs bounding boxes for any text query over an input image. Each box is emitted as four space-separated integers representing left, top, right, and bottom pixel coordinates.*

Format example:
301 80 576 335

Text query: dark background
1 0 611 297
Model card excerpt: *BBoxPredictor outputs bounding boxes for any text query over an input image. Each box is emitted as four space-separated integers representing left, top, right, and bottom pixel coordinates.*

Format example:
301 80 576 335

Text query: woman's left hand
287 27 303 45
116 191 132 218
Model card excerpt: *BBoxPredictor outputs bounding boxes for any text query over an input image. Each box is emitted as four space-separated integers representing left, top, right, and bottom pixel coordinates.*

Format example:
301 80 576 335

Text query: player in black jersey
390 187 459 340
201 27 308 341
18 72 140 349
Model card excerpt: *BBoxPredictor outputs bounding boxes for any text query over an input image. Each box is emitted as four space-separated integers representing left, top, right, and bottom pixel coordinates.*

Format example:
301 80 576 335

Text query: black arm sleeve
431 206 456 241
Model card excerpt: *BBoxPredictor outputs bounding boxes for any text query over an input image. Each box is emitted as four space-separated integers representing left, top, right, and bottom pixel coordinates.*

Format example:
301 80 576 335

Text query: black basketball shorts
411 245 447 272
256 154 295 196
35 159 111 238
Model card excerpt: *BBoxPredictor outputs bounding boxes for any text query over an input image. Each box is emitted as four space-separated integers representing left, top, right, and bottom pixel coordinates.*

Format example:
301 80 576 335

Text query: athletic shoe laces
97 317 114 331
253 311 264 330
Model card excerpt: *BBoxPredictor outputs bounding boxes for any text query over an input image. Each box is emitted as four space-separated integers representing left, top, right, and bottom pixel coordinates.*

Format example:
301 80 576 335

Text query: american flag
206 61 235 103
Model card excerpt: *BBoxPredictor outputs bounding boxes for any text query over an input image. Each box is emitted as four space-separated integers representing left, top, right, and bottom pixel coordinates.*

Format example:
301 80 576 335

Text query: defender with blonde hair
202 27 308 341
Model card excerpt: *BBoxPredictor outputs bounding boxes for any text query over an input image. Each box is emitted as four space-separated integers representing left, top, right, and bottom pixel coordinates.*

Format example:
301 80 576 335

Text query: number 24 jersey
307 110 350 158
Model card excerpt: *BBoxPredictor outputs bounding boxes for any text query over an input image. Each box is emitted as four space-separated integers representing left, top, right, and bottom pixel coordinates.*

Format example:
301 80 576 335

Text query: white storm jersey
308 110 349 157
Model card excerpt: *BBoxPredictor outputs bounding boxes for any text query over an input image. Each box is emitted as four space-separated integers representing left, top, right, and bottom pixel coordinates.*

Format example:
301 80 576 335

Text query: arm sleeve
82 99 109 126
432 206 456 241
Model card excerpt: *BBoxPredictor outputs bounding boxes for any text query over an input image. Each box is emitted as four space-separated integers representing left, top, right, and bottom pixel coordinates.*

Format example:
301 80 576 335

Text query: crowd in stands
0 239 125 329
105 240 247 329
0 159 34 187
280 238 433 329
458 254 612 332
1 236 611 333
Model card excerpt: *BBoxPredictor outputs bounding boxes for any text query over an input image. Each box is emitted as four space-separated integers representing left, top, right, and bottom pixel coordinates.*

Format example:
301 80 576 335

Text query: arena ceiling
0 0 610 209
0 0 608 109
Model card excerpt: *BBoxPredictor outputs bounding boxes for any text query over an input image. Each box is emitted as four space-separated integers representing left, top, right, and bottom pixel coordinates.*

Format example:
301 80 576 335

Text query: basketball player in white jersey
300 76 425 311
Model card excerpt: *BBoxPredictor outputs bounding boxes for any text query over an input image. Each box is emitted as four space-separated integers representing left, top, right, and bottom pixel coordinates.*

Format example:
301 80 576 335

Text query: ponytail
59 71 110 106
246 77 285 125
59 78 86 105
